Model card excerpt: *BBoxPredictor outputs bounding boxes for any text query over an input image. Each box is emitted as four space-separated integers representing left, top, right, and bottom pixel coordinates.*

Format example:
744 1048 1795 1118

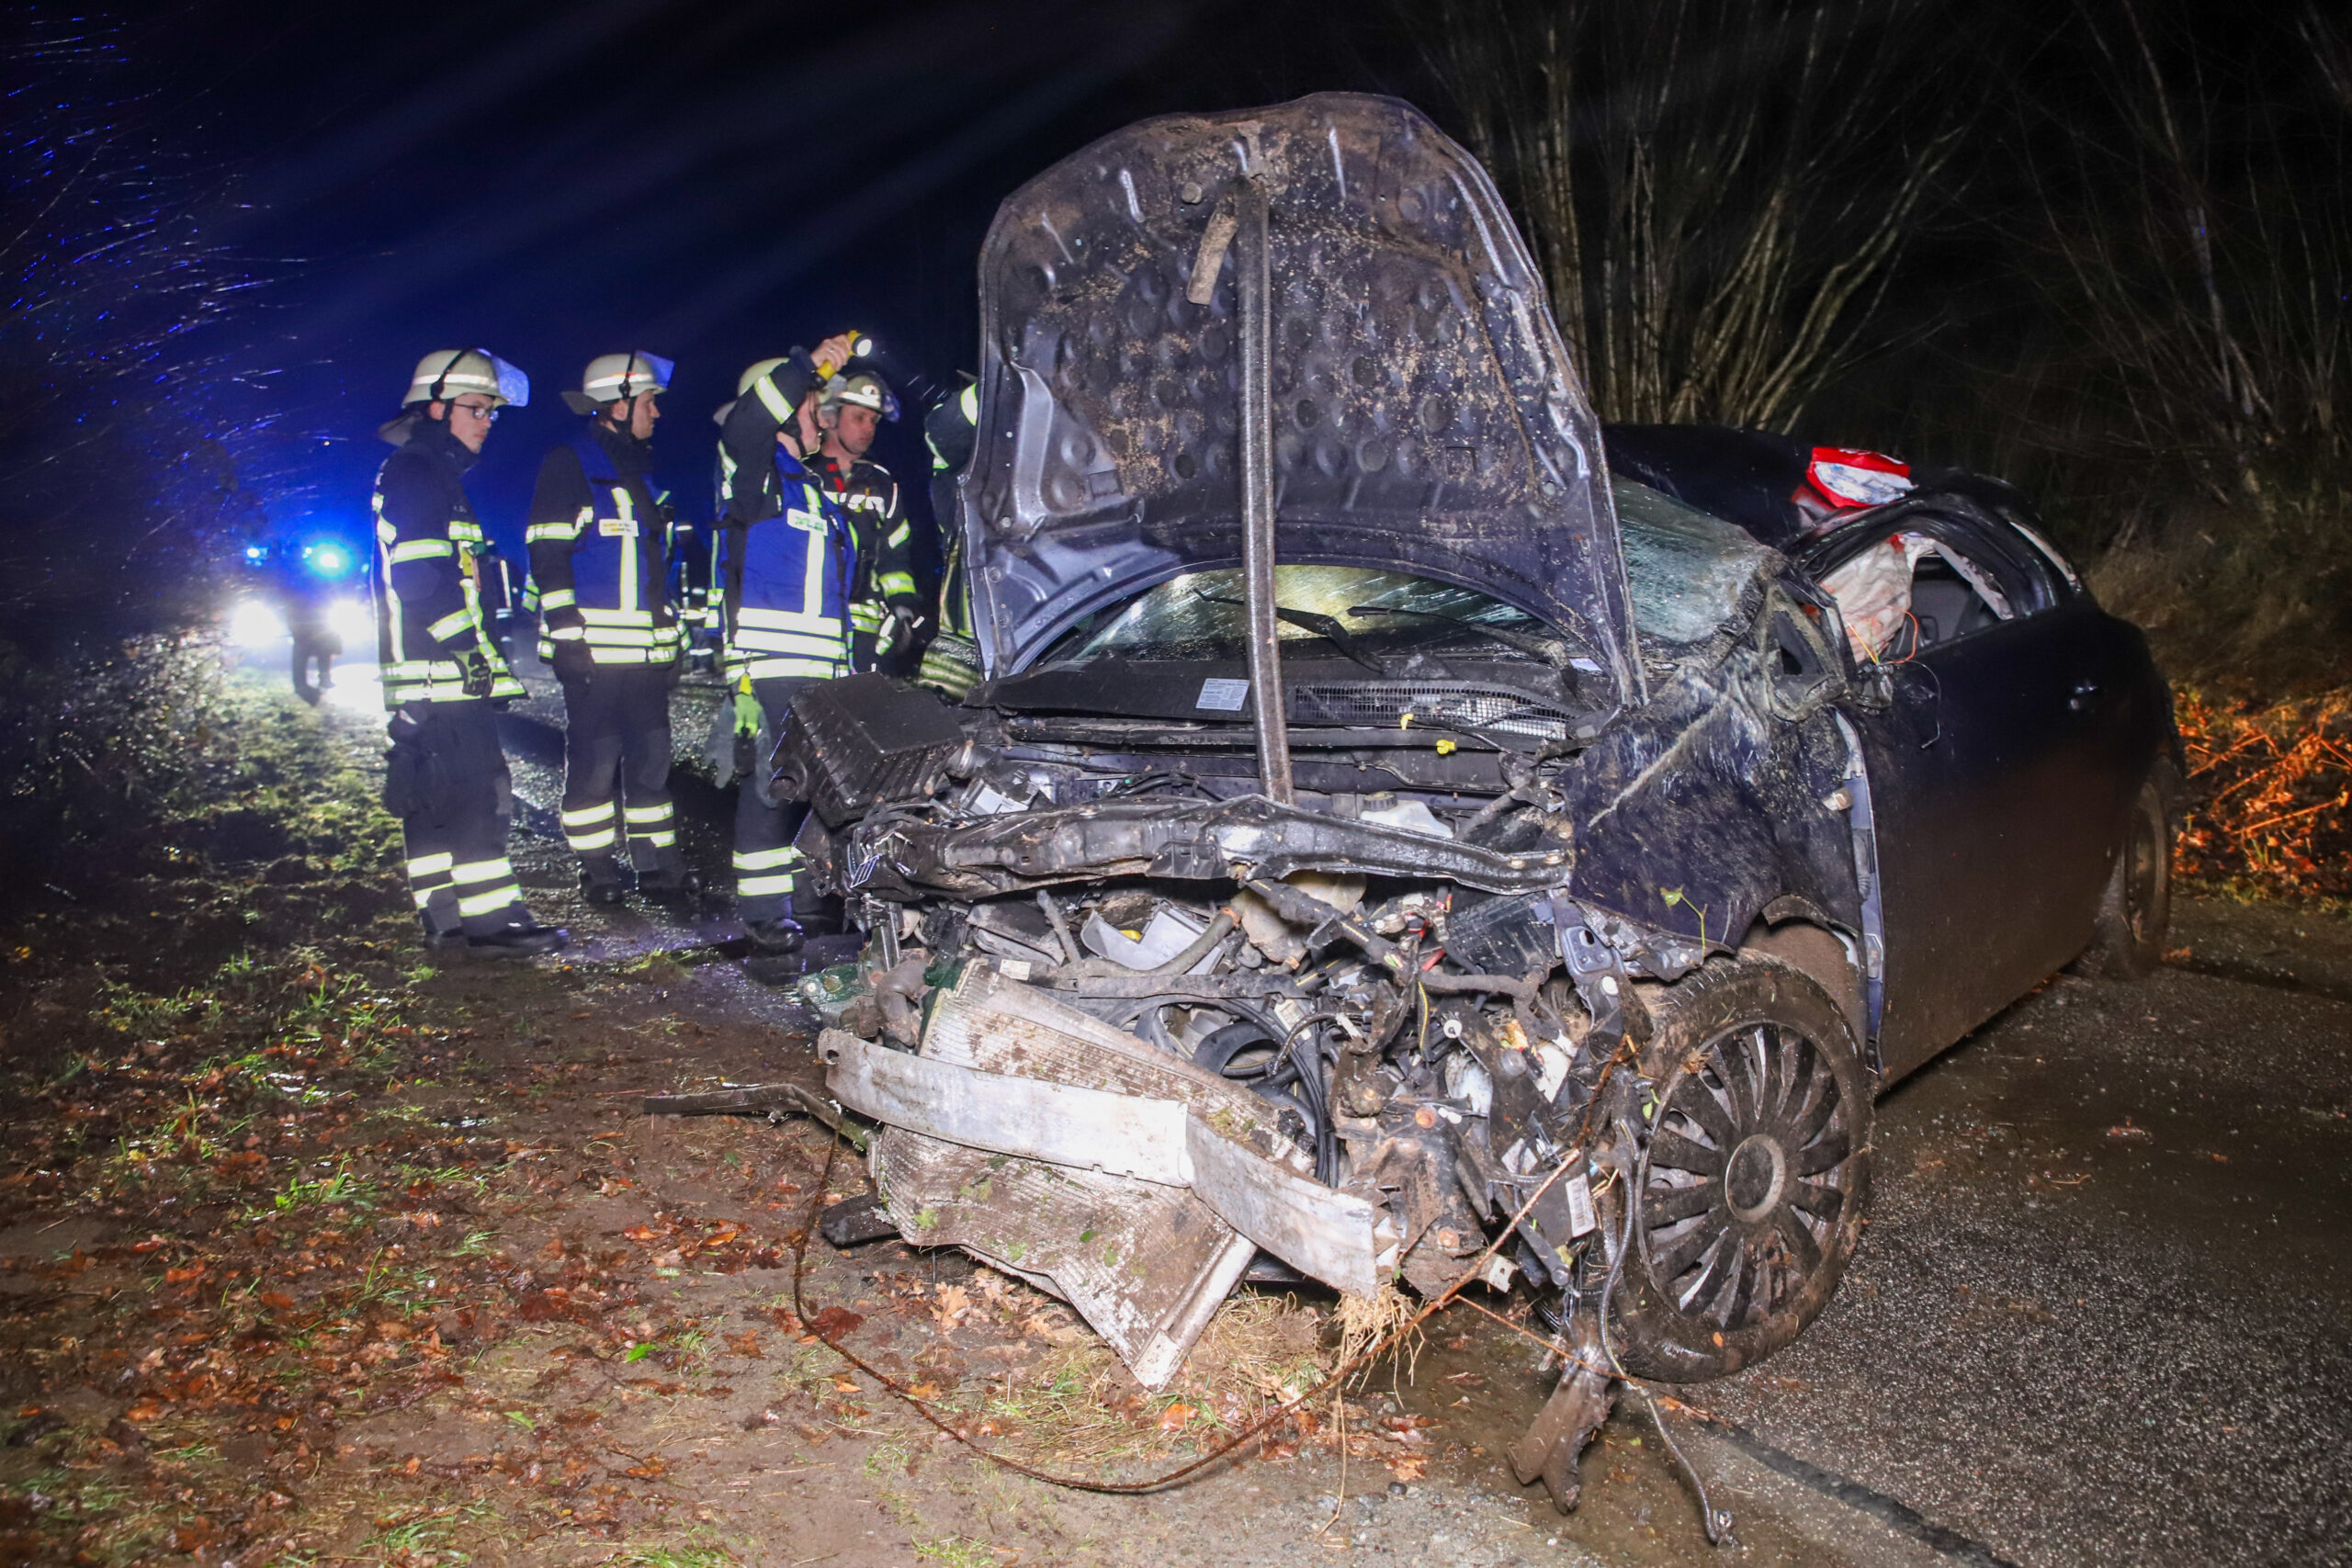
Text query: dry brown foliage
2176 687 2352 899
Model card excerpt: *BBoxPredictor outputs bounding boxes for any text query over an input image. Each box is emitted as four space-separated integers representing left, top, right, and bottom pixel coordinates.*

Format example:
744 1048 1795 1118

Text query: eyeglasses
449 400 500 423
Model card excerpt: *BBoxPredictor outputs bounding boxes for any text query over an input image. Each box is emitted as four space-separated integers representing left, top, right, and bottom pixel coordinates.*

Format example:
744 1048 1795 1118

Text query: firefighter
714 333 859 954
526 351 698 906
915 380 981 700
371 349 566 956
810 371 921 672
257 540 343 705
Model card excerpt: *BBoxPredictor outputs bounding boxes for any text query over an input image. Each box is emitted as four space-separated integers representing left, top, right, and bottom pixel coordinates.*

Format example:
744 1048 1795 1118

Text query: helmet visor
631 352 675 395
485 352 530 409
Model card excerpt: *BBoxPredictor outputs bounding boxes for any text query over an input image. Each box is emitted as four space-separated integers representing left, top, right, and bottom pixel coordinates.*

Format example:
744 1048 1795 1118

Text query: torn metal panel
824 1037 1192 1183
1183 1119 1382 1299
871 1130 1255 1389
825 963 1387 1381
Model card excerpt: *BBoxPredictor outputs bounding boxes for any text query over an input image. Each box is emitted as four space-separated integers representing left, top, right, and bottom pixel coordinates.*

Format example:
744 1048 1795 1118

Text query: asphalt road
475 653 2352 1567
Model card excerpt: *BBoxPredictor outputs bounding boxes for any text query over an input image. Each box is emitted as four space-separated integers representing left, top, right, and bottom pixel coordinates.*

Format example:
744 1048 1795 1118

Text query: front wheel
1601 957 1873 1382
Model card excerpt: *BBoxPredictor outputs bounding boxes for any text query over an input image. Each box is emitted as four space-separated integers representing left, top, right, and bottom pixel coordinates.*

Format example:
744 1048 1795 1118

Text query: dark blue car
786 92 2178 1516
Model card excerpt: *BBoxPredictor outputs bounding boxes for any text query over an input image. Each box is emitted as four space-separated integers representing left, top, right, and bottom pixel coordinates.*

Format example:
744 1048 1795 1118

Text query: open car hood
954 93 1641 708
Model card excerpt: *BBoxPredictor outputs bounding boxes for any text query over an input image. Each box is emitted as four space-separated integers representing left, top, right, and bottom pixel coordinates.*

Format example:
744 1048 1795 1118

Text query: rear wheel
1603 958 1872 1382
2079 773 2174 979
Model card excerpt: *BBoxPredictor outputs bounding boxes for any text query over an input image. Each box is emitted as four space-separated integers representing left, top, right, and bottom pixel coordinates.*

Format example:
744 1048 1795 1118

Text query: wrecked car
775 93 2180 1512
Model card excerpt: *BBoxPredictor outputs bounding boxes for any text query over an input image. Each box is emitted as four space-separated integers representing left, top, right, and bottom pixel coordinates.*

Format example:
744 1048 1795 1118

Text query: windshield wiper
1344 604 1569 667
1193 593 1387 675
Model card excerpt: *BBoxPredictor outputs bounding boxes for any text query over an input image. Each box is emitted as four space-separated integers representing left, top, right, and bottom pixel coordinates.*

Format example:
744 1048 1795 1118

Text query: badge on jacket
599 518 640 536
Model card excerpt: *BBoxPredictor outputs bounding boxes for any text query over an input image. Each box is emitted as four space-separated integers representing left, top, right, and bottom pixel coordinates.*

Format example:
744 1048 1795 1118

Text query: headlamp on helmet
820 371 899 423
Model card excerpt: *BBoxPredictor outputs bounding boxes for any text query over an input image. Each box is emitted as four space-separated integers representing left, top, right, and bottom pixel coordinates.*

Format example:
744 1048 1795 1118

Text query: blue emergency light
302 542 354 579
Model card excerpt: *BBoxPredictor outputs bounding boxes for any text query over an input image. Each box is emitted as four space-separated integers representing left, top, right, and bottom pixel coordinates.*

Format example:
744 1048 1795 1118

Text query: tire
1602 958 1872 1383
2078 772 2174 979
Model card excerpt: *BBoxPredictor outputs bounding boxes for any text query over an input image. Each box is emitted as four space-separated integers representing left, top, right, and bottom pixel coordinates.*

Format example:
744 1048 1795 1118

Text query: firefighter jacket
808 451 918 638
715 355 862 680
718 446 856 680
371 420 523 706
916 533 978 699
915 384 981 698
525 423 680 665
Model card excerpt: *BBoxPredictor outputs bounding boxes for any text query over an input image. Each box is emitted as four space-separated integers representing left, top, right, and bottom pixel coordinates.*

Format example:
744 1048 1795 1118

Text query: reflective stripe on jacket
370 421 522 707
526 426 679 664
722 446 856 681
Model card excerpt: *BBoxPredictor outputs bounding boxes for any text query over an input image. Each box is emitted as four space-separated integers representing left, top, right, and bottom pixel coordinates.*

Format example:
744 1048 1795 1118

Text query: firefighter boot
580 857 630 906
636 867 704 905
468 919 570 958
744 916 804 955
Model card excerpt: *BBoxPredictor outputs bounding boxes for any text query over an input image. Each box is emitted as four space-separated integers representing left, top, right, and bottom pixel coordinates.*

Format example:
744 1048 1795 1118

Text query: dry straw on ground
2176 687 2352 901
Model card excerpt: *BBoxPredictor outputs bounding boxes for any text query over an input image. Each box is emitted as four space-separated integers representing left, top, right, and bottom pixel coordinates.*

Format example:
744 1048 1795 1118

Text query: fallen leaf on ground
933 1284 971 1330
806 1305 865 1338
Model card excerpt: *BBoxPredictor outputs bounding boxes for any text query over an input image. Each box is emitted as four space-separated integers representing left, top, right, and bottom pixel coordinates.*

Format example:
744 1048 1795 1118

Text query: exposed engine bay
777 671 1870 1516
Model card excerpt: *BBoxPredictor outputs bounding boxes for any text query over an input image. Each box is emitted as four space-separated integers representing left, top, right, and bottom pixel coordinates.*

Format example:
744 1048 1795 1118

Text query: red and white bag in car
1801 447 1915 513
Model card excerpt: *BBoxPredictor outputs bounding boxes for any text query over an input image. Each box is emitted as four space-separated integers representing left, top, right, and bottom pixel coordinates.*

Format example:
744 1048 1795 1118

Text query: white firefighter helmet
711 357 795 426
402 348 529 409
560 351 674 415
737 356 790 397
820 370 899 423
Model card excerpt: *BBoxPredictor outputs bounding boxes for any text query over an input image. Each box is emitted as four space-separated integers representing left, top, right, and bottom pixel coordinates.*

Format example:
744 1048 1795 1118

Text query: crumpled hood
953 92 1640 707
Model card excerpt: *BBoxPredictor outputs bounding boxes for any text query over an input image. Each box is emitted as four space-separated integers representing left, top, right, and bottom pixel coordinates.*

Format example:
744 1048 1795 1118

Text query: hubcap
1724 1134 1788 1221
1639 1021 1860 1332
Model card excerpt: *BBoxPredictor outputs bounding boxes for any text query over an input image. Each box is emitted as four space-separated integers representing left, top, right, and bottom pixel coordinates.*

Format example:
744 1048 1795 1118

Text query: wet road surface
479 654 2351 1566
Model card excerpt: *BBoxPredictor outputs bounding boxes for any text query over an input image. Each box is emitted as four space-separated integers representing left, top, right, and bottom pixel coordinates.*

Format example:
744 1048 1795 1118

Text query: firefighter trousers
732 675 821 925
557 665 680 883
382 701 529 938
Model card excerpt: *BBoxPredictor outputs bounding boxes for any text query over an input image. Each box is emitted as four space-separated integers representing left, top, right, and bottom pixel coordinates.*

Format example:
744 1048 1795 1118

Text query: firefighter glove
877 603 925 656
459 650 495 698
549 637 594 682
733 689 764 737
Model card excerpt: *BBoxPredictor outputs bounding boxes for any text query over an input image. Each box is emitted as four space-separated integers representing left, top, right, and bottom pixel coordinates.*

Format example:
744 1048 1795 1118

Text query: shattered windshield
1612 476 1781 648
1035 565 1590 671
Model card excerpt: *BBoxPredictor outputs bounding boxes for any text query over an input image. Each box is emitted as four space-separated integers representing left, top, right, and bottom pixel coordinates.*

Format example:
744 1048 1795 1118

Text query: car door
1813 510 2119 1081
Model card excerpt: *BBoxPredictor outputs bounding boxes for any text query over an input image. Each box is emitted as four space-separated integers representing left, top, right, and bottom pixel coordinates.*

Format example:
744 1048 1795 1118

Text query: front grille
1287 682 1570 740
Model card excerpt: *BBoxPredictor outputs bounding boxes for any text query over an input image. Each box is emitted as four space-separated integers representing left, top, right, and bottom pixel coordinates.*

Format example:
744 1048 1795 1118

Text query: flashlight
816 332 876 379
820 332 941 412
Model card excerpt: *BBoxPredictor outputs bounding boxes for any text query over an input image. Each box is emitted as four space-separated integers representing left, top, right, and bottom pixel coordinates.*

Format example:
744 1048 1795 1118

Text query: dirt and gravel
1 650 2346 1568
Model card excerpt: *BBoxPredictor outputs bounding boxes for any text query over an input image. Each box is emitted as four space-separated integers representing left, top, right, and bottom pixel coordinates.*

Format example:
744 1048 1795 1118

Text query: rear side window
1806 510 2065 663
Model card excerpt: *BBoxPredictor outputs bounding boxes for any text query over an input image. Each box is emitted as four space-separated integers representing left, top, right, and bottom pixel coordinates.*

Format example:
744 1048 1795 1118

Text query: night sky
160 0 1423 562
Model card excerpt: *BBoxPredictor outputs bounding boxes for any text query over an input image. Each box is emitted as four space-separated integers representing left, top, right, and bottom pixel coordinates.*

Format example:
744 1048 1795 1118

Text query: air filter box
772 674 967 827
